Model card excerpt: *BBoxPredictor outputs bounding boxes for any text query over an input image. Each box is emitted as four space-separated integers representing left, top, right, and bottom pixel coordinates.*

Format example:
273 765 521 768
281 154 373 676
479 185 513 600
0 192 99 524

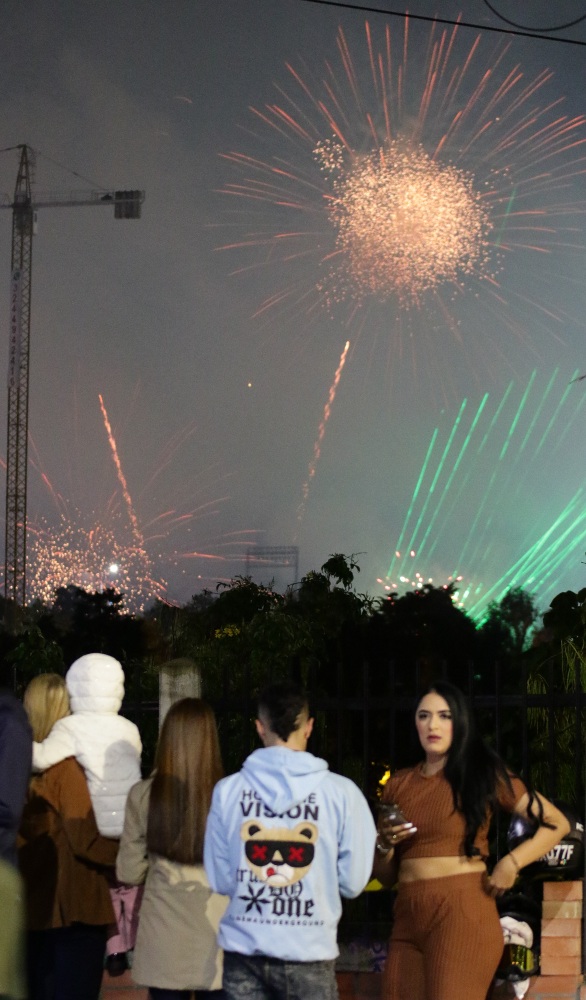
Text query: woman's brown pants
382 872 504 1000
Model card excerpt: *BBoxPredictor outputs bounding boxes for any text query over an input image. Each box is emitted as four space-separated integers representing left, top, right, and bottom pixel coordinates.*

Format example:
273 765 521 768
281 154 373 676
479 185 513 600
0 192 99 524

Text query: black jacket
0 692 32 866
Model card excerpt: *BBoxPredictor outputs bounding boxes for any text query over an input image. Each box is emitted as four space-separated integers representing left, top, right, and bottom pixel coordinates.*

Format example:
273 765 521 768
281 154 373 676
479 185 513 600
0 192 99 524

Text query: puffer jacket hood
66 653 125 714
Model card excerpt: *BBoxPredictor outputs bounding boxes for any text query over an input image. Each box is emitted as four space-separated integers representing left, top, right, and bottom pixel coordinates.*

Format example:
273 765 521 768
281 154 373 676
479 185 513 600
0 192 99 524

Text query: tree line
1 554 585 801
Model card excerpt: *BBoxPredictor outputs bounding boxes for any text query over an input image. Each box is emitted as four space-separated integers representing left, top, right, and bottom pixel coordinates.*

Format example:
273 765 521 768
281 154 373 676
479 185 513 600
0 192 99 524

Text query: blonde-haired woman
117 697 227 1000
23 673 70 742
18 674 118 1000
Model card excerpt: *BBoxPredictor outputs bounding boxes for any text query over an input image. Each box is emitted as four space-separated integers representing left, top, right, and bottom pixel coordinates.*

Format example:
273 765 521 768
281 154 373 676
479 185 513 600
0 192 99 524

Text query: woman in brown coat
18 674 119 1000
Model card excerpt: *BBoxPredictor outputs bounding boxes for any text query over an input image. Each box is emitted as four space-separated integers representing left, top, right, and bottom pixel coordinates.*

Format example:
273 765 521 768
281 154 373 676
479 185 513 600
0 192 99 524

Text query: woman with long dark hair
374 680 570 1000
117 697 227 1000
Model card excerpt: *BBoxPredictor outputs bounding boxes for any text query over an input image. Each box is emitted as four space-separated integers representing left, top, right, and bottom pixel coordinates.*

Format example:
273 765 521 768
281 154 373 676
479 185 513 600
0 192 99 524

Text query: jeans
222 951 338 1000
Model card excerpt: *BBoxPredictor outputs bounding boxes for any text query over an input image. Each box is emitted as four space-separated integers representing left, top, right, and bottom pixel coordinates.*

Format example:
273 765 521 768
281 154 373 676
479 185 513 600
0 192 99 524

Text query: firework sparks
217 17 586 388
297 339 350 527
27 510 167 612
316 140 493 308
376 568 467 607
23 394 263 608
98 394 145 552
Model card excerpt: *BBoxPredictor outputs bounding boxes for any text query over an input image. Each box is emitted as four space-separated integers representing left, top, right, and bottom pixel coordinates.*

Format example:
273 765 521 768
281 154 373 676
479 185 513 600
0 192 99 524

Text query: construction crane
1 143 144 620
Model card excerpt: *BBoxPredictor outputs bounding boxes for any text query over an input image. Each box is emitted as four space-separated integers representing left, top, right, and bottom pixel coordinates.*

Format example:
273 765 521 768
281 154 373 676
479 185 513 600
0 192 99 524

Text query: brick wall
530 880 583 995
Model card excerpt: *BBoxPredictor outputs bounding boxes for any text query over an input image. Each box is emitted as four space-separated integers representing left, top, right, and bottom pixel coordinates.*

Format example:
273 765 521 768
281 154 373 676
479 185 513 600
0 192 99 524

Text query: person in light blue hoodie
204 681 377 1000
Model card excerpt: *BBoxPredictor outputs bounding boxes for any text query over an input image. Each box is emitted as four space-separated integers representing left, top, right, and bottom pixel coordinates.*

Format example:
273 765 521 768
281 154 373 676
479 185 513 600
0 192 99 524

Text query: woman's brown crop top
382 765 527 860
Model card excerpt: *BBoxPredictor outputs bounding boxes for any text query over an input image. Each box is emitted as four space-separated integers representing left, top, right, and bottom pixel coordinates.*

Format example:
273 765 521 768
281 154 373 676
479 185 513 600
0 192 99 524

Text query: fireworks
27 510 166 613
99 394 146 554
316 140 492 308
382 369 586 620
217 17 586 385
26 504 262 612
297 339 350 527
24 396 262 610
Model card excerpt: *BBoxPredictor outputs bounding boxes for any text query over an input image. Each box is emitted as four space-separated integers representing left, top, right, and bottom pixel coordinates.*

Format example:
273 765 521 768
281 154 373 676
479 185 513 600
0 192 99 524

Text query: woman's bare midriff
398 855 487 882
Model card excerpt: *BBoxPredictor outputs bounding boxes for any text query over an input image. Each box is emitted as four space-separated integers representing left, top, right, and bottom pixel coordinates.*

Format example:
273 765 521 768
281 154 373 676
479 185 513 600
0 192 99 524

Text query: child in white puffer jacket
32 652 143 972
32 652 142 835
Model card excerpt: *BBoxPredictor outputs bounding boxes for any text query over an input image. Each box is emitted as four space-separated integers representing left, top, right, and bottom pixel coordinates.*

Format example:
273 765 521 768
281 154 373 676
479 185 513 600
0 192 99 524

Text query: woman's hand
486 854 519 897
378 818 417 850
372 820 416 887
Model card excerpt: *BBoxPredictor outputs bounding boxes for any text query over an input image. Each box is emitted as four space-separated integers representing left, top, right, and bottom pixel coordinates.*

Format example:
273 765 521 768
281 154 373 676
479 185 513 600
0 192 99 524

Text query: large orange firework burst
217 16 586 382
316 139 493 307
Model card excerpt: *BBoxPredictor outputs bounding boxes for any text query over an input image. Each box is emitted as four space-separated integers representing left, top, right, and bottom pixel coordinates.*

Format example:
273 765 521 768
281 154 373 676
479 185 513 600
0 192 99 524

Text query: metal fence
122 653 586 818
184 659 586 802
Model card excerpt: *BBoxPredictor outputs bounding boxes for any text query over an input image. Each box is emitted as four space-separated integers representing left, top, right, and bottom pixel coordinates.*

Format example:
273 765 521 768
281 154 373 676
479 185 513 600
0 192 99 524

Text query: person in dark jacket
0 691 32 867
0 691 32 998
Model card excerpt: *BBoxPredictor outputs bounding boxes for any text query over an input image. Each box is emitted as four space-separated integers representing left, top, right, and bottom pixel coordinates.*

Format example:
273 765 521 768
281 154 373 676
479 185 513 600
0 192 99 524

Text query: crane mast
5 145 33 613
2 143 144 621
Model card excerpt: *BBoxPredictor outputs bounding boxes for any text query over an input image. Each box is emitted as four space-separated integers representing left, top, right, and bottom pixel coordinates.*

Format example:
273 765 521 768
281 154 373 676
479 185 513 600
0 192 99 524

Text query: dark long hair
421 681 520 857
146 698 223 864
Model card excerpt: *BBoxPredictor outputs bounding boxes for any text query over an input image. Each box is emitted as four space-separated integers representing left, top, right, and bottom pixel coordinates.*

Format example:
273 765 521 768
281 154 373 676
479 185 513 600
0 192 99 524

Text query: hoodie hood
66 653 125 714
241 746 329 815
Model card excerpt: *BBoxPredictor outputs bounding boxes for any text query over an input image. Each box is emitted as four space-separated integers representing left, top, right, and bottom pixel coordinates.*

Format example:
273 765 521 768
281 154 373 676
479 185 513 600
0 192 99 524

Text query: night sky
0 0 585 616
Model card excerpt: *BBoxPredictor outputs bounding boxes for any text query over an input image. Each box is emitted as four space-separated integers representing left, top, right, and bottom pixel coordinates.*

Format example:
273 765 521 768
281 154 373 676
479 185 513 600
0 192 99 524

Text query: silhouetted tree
368 583 479 692
479 587 540 658
36 585 150 666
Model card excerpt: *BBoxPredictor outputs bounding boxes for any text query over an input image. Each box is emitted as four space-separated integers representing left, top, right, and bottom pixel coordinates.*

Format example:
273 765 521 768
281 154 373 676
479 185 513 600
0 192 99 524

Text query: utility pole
1 144 144 622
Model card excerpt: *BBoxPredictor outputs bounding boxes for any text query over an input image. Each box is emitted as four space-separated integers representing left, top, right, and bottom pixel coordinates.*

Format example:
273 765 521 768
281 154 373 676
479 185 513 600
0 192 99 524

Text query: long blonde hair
147 698 223 865
23 673 70 742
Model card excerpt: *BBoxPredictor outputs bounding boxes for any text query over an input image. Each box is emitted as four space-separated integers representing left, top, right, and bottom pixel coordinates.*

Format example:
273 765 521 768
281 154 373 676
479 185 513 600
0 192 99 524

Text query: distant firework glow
24 396 263 610
217 16 586 391
27 511 166 613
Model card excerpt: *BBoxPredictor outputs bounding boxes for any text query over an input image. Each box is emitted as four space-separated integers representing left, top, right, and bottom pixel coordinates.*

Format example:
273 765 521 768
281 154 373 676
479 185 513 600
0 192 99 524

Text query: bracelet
376 839 394 855
508 851 520 872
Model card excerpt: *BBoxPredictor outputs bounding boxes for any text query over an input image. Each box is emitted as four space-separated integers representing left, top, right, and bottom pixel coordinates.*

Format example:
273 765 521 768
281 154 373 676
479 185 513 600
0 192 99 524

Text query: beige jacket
117 777 227 991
